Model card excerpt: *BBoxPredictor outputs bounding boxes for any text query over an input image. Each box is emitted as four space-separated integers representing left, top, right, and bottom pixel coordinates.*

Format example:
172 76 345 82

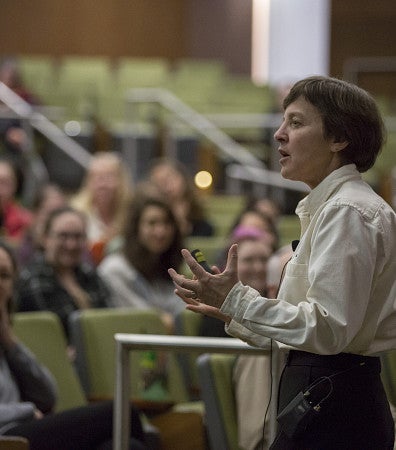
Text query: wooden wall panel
0 0 186 59
330 0 396 104
1 0 396 90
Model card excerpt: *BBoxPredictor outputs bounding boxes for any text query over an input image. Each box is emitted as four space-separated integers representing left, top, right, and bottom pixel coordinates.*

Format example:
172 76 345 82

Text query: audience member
16 206 112 342
0 239 146 450
230 207 279 250
98 194 185 332
71 152 133 265
17 183 67 267
0 57 40 105
0 159 32 247
233 244 292 450
0 57 41 195
244 194 282 225
146 158 214 237
215 207 279 271
98 193 186 400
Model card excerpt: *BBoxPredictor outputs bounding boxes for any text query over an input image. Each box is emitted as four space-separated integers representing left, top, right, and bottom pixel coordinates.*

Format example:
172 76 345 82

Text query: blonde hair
71 152 133 235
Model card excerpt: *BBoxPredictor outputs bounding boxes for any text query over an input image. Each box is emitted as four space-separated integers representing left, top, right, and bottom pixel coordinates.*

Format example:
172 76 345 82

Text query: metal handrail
0 81 92 170
113 333 281 450
124 87 314 194
226 163 309 193
126 88 263 168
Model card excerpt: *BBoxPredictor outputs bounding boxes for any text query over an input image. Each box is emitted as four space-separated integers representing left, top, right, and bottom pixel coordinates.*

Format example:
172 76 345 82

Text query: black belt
287 350 381 372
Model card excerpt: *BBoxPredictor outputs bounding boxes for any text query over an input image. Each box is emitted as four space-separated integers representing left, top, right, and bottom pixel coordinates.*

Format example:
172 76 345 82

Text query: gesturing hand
168 244 239 311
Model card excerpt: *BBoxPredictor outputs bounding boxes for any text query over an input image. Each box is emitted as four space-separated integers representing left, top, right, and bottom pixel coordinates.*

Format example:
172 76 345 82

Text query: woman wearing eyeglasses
15 206 112 341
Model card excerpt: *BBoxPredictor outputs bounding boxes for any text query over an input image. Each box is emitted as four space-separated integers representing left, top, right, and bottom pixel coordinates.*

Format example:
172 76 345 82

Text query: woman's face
0 247 14 307
150 165 186 200
88 160 120 205
138 205 175 255
44 212 87 269
237 239 271 295
274 96 344 189
238 211 276 248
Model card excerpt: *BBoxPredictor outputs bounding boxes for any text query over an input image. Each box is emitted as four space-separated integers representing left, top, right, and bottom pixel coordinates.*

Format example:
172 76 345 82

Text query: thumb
225 243 238 273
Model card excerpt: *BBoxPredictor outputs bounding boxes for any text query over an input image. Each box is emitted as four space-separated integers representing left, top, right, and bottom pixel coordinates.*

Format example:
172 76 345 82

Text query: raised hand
168 244 239 310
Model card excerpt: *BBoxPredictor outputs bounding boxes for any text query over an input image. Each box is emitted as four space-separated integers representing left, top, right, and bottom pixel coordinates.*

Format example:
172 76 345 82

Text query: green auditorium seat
13 311 87 412
68 308 189 403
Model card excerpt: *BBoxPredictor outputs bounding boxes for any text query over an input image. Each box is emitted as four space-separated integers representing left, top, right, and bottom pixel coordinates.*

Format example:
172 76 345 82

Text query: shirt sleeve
98 259 151 309
4 342 57 414
221 204 379 354
0 402 36 433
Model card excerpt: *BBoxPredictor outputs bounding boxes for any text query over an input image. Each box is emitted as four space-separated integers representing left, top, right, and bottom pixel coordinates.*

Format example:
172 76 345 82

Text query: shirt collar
295 164 362 218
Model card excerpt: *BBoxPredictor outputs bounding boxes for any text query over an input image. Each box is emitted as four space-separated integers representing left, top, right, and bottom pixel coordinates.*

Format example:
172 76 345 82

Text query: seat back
381 349 396 406
174 309 203 399
197 353 238 450
12 311 87 412
69 308 188 403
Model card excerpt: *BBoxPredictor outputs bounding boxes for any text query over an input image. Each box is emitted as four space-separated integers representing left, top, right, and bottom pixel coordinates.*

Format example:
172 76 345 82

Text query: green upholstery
56 56 113 119
376 131 396 175
197 353 239 450
213 75 274 114
12 311 87 412
165 58 227 112
17 55 57 103
277 214 301 247
202 194 246 239
69 308 189 403
116 57 170 90
174 309 203 399
381 349 396 406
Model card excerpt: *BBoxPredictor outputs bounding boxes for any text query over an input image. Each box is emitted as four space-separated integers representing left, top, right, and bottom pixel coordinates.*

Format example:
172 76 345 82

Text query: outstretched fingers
168 268 199 299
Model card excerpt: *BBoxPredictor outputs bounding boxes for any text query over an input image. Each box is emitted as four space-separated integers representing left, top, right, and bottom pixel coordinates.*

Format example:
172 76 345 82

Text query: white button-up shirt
222 165 396 356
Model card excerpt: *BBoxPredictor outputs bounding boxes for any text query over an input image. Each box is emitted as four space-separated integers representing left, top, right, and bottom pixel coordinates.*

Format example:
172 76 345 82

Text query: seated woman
146 158 214 238
0 240 146 450
17 183 67 268
98 193 186 400
98 193 185 332
15 206 113 341
70 152 134 266
0 159 33 247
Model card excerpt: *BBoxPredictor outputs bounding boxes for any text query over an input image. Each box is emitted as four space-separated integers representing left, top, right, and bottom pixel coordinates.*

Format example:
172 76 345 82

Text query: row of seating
11 308 396 449
17 55 274 124
12 309 202 449
11 309 239 449
13 309 189 410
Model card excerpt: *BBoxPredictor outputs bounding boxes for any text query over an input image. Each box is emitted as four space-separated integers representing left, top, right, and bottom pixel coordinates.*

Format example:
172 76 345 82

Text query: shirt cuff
221 281 260 319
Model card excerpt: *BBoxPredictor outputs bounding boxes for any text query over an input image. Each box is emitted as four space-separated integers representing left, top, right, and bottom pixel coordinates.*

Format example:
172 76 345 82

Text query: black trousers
4 401 146 450
270 351 394 450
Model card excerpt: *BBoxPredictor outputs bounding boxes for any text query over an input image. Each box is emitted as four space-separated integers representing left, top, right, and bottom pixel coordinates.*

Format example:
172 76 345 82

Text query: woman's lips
279 149 290 164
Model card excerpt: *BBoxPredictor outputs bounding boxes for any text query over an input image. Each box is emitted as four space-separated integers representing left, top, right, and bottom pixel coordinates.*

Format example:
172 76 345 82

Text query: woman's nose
274 124 286 142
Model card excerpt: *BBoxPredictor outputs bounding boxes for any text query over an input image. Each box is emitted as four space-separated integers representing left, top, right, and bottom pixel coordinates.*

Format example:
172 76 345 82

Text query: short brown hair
283 76 385 172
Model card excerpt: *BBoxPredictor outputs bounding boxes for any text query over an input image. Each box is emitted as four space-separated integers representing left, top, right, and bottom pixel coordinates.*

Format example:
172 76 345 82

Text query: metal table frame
113 334 281 450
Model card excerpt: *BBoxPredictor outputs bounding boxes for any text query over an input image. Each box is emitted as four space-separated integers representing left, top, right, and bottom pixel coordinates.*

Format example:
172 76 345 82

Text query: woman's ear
331 140 348 153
